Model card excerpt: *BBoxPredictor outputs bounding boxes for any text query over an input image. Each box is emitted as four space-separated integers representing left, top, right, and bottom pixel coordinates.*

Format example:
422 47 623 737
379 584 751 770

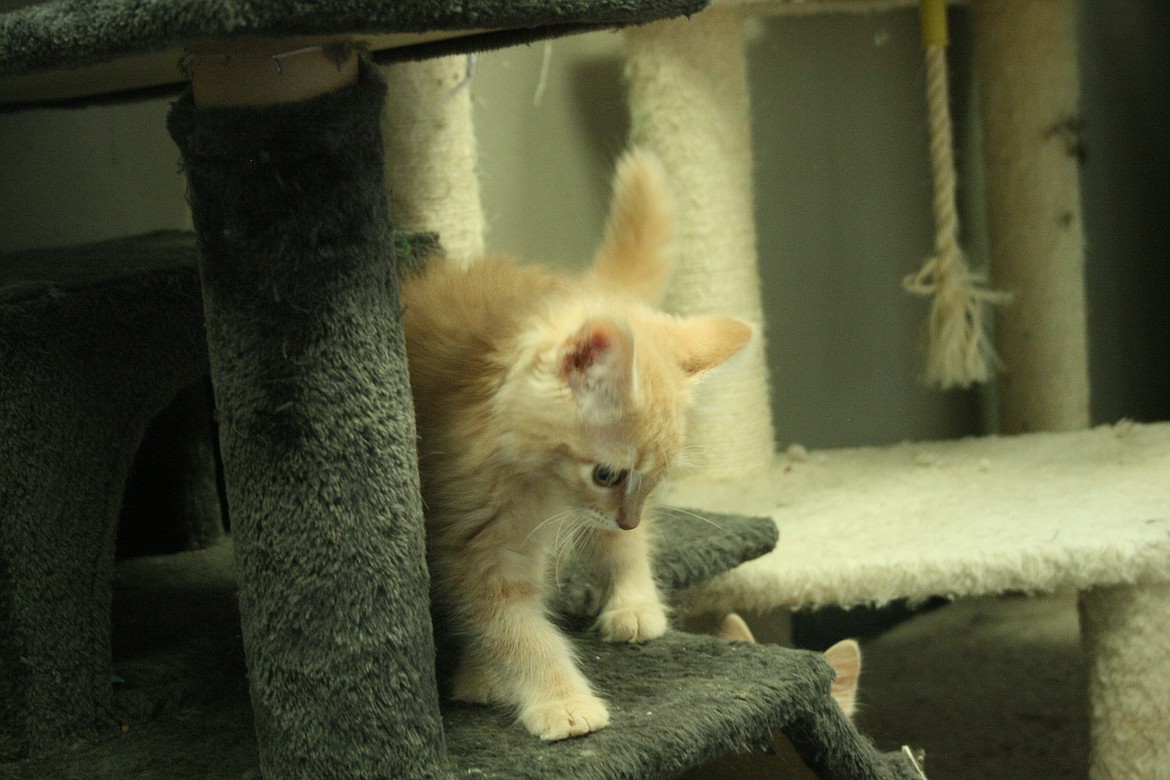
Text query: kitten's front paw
521 695 610 741
598 601 668 643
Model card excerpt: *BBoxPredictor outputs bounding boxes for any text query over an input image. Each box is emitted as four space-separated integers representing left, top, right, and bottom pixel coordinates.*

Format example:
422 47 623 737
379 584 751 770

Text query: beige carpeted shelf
663 421 1170 615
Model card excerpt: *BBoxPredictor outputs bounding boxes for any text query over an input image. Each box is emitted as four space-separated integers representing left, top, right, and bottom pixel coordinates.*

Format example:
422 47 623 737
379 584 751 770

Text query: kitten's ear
717 613 757 643
590 148 674 305
668 315 754 378
824 639 862 719
559 318 635 419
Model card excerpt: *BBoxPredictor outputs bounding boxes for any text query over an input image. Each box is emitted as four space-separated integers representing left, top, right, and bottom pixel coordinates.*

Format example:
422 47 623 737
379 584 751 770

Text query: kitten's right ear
590 148 674 305
559 318 635 420
668 315 754 378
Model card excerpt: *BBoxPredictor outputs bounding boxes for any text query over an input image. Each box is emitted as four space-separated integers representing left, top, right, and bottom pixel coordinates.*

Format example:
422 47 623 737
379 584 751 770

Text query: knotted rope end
904 254 1012 390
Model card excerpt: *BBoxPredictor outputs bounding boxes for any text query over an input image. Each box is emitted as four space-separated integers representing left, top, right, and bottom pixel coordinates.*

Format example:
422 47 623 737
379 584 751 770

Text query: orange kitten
402 149 753 741
718 613 862 718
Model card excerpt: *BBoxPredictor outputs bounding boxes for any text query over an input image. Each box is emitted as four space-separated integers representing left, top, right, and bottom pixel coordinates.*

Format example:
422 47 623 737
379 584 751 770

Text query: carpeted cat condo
0 235 210 758
3 2 922 778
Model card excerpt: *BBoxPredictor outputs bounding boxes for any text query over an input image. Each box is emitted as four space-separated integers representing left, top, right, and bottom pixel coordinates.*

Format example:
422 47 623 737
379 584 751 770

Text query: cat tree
2 0 1165 777
0 1 924 778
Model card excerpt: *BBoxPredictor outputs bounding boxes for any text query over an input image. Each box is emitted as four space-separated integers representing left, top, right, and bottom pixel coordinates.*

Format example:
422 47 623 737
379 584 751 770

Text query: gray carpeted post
166 63 447 777
0 257 208 758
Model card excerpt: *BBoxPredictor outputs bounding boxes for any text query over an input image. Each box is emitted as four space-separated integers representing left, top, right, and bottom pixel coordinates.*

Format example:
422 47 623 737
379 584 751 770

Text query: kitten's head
494 149 753 532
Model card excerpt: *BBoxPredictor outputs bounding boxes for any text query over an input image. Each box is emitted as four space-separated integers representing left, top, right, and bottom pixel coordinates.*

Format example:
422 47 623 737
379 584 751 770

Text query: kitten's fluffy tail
591 147 675 305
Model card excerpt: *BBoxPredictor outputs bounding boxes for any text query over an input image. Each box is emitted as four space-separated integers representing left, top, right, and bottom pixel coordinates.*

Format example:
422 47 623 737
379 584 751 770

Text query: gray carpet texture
0 244 209 759
2 531 925 779
167 61 449 778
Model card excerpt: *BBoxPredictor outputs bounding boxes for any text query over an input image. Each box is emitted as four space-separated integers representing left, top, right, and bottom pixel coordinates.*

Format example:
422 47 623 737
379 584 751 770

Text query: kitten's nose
617 509 640 531
617 490 646 530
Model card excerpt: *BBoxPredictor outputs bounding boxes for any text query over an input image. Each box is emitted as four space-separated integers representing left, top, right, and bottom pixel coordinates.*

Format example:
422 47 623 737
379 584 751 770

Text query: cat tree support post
381 55 485 265
172 45 447 778
1078 583 1170 779
625 6 775 479
973 2 1170 777
973 0 1089 435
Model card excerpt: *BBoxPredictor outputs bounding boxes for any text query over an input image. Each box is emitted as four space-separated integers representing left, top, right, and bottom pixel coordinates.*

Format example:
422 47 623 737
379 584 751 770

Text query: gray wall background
2 3 1166 449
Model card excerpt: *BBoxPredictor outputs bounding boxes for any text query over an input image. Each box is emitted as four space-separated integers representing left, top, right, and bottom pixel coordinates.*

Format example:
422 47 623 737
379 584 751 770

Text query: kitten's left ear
668 315 754 378
559 318 635 419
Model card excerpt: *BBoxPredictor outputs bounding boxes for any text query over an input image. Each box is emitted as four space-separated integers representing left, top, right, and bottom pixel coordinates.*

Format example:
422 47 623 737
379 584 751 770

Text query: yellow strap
920 0 949 48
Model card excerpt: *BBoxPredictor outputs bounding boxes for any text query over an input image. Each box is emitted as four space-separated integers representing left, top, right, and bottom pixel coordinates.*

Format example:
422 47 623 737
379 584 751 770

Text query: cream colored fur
401 149 753 740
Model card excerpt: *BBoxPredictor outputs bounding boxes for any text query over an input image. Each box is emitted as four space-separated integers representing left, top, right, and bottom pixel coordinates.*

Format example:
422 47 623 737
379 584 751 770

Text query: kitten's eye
592 464 629 489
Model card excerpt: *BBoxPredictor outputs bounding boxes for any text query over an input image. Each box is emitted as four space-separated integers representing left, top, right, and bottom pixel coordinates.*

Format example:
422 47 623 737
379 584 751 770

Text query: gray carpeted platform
0 225 922 778
0 0 707 106
1 528 925 780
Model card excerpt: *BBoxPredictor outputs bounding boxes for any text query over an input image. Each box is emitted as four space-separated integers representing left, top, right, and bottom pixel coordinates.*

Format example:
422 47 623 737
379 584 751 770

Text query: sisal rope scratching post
1078 583 1170 779
903 0 1009 390
624 6 775 479
972 0 1089 433
381 55 485 266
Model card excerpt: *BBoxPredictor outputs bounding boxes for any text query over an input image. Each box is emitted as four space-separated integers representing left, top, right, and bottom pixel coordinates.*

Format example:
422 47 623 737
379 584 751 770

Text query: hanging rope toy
903 0 1011 389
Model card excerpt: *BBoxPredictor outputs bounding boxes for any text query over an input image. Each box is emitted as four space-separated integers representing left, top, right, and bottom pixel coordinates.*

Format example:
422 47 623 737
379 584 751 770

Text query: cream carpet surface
662 421 1170 613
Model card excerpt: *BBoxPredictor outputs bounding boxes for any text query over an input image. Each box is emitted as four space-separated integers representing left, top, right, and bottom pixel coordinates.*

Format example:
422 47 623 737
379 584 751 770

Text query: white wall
0 98 188 251
473 33 630 270
749 10 984 448
1079 1 1170 427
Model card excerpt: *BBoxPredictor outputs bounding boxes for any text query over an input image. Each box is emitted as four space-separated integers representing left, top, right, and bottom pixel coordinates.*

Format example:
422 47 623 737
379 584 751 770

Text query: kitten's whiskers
551 511 591 590
672 445 709 473
523 509 574 546
661 505 725 531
